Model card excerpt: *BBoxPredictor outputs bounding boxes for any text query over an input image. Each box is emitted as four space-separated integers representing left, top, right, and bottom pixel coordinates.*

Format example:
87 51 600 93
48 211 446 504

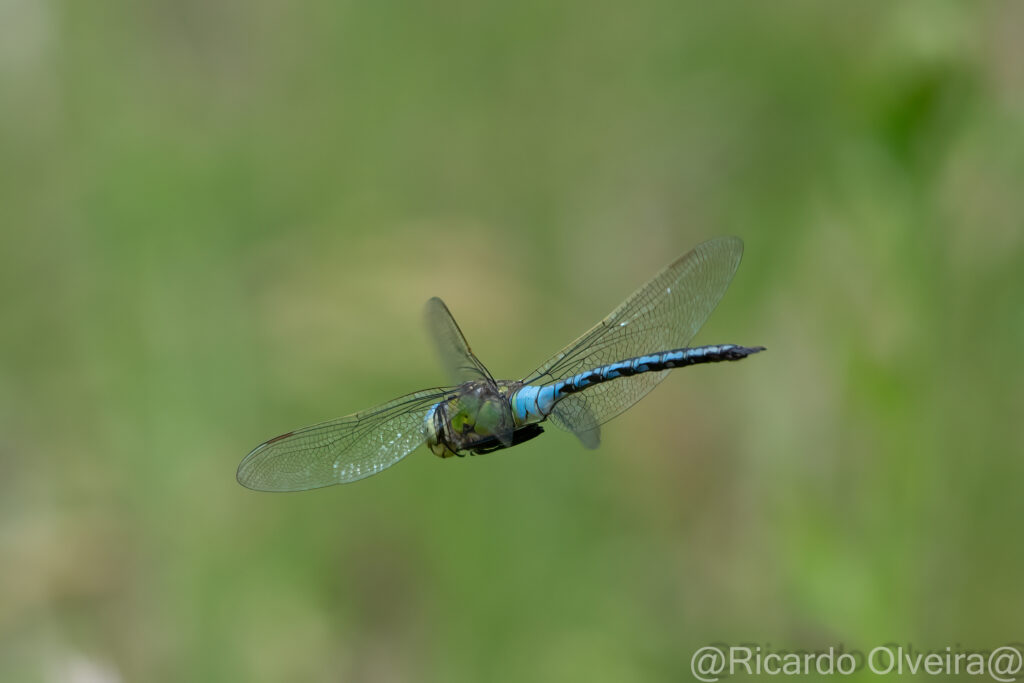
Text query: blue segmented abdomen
511 344 763 425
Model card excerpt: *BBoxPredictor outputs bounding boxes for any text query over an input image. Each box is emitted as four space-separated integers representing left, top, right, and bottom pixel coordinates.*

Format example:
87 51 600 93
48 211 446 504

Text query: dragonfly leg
471 424 545 455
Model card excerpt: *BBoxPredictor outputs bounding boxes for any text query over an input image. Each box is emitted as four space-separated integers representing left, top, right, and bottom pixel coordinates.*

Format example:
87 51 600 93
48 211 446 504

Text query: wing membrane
524 237 745 433
237 388 454 491
425 297 494 385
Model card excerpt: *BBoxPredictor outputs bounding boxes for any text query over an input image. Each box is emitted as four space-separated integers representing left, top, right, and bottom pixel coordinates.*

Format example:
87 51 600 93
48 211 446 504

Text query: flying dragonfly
237 237 764 491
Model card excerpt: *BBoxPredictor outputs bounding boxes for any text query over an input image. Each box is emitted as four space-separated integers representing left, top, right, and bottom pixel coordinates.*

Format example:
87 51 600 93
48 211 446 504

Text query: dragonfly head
423 404 458 458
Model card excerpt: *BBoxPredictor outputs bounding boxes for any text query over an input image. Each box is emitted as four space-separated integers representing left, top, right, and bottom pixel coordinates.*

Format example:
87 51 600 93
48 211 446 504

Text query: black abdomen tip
725 345 766 359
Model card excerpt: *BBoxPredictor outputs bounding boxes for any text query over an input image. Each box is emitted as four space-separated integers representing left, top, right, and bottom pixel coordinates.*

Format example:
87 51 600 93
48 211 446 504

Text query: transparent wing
523 237 745 434
425 297 494 385
237 388 455 491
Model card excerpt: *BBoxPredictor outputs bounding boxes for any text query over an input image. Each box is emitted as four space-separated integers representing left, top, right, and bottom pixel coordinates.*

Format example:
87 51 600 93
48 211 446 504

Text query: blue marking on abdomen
631 354 659 373
512 383 561 425
536 384 557 414
599 360 630 380
512 385 540 424
515 345 753 425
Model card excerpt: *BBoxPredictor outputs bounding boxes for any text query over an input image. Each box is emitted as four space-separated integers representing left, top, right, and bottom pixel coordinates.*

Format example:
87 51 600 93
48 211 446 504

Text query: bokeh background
2 0 1023 681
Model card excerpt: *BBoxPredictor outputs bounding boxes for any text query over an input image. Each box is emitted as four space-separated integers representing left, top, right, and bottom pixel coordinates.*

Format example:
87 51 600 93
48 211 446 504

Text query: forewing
424 297 494 385
526 237 745 432
237 388 454 491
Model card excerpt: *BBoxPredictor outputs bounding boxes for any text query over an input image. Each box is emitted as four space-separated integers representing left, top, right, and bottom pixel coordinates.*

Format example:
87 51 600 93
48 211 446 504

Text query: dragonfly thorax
424 380 524 458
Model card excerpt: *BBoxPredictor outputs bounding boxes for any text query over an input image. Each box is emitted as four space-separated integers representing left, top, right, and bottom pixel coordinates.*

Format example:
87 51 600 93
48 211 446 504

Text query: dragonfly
237 237 764 491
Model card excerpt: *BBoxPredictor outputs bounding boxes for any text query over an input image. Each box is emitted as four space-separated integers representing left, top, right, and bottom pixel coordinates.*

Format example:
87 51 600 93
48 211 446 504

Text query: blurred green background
2 0 1023 681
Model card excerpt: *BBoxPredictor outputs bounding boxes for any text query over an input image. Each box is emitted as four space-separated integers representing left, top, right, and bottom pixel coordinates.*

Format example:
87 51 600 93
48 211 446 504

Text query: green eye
451 409 471 433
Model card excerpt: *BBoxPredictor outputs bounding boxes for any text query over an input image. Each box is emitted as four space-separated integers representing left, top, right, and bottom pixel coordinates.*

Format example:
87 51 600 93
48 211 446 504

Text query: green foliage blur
2 1 1022 681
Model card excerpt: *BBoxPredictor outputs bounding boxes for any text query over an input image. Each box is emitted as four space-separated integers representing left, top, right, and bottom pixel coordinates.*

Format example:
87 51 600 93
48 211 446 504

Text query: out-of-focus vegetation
2 1 1022 681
